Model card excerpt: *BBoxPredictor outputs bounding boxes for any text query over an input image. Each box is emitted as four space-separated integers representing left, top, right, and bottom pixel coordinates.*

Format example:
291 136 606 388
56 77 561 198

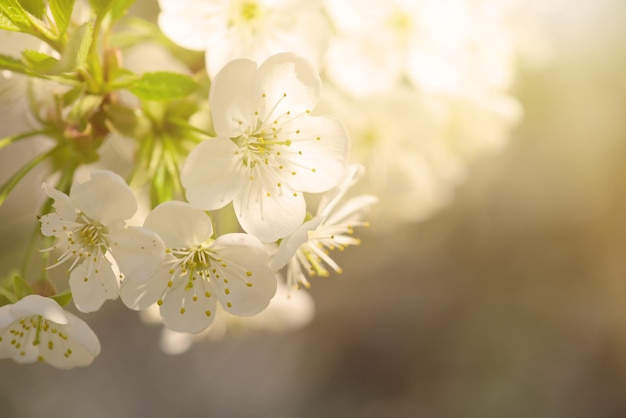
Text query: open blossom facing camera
0 295 100 369
181 53 350 242
271 164 376 289
158 0 329 77
40 171 165 313
120 201 277 333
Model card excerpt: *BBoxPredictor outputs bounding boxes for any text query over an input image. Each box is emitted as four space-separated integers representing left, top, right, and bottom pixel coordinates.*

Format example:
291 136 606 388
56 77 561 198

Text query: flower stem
0 129 55 151
0 144 65 208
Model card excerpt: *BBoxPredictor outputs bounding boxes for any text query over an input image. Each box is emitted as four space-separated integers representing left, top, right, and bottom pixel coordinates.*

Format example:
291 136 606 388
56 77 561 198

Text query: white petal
281 115 350 193
10 294 68 325
69 256 119 313
233 181 306 242
257 53 320 122
181 139 245 210
43 311 101 369
209 58 264 136
157 0 225 51
42 183 76 220
160 279 217 333
120 264 171 310
317 163 365 216
324 195 378 226
108 226 165 282
0 304 15 329
144 201 213 249
39 213 69 237
212 233 277 316
270 216 324 271
70 171 137 225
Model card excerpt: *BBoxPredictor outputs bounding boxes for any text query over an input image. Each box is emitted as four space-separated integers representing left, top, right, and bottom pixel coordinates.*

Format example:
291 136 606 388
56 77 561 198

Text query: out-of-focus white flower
271 164 376 289
158 0 329 77
40 171 165 313
0 295 100 369
121 201 277 334
140 280 315 355
181 53 350 242
323 0 516 97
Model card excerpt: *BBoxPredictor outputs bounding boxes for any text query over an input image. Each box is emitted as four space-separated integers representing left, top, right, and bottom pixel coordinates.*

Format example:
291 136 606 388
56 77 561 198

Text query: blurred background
1 0 626 417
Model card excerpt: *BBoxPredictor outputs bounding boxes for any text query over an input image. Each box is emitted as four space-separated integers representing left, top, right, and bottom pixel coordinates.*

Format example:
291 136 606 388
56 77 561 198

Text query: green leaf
49 0 76 35
21 49 60 73
89 0 134 21
13 275 34 300
0 9 21 31
70 21 94 68
0 53 37 76
0 0 34 32
19 0 46 18
109 0 135 22
51 290 72 307
128 72 199 101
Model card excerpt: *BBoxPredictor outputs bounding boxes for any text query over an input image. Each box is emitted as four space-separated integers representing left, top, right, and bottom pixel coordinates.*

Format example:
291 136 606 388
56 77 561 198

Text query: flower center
239 1 260 21
72 221 107 255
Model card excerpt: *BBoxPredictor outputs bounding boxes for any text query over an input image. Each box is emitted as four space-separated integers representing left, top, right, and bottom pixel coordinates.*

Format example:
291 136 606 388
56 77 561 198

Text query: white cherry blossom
158 0 329 77
40 171 165 313
0 295 100 369
120 201 278 334
181 53 350 242
271 164 376 289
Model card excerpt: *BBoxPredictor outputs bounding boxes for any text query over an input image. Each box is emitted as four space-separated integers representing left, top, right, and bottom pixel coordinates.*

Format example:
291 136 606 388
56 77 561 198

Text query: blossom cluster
0 0 545 367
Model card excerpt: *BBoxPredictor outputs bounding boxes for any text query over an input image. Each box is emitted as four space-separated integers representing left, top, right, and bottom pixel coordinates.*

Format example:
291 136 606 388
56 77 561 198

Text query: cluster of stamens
0 316 73 361
156 244 254 317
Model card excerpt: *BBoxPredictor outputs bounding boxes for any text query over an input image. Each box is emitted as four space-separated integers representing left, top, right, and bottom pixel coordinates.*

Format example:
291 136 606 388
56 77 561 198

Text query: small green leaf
0 0 32 31
129 72 199 101
19 0 46 19
21 49 60 73
89 0 134 21
51 290 72 307
72 21 94 68
88 0 112 15
109 0 135 22
49 0 76 35
0 53 38 76
13 275 34 300
0 10 21 31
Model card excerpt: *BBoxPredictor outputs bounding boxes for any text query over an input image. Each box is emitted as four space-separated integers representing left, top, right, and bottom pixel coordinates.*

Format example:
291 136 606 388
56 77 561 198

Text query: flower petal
69 256 119 313
157 0 225 51
270 216 324 271
160 278 217 333
212 233 277 316
43 311 101 369
181 139 245 210
317 163 365 216
120 264 171 310
70 171 137 226
209 58 264 136
108 226 165 282
144 201 213 249
10 294 68 325
257 53 321 122
233 181 306 242
43 183 76 220
281 115 350 193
